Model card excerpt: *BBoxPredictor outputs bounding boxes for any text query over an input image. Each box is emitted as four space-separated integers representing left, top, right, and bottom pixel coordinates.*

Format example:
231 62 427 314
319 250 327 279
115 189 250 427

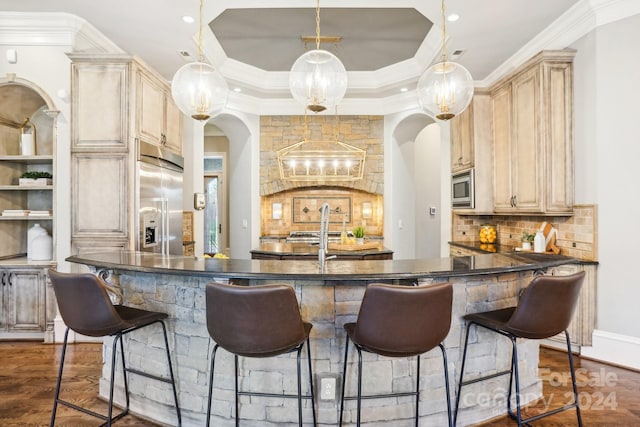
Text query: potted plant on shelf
521 232 535 250
19 171 52 186
353 225 366 245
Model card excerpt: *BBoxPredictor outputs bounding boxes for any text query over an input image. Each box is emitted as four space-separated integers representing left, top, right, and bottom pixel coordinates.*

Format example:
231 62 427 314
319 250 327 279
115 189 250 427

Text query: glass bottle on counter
340 214 348 244
479 224 496 243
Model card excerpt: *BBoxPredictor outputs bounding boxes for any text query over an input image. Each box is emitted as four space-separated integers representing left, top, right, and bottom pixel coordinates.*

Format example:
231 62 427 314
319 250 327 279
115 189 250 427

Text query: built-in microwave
452 169 474 208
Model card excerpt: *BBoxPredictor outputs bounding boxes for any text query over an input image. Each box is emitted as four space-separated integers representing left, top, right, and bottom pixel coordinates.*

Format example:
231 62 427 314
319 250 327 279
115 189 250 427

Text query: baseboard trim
580 329 640 371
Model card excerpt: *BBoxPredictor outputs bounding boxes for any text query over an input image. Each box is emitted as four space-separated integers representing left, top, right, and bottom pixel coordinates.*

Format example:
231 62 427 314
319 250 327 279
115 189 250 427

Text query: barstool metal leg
49 328 70 427
107 333 126 427
296 347 303 427
306 338 317 426
439 344 453 427
339 335 350 426
566 331 583 427
511 336 523 427
453 322 473 426
415 355 420 427
234 355 240 427
159 321 182 426
356 346 363 427
119 334 129 413
206 344 219 427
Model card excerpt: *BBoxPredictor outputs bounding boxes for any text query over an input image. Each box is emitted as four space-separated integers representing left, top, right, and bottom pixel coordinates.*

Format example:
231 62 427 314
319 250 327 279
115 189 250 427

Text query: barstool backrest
353 282 453 357
206 282 307 357
48 269 129 337
505 271 586 339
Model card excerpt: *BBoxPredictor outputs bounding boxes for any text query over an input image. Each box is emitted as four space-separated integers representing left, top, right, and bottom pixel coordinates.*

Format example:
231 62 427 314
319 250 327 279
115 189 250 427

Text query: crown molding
479 0 640 88
0 11 123 53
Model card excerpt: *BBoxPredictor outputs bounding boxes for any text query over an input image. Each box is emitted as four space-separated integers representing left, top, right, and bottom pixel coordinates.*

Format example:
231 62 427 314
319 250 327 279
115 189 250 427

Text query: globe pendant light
417 0 474 120
171 0 228 121
289 0 347 113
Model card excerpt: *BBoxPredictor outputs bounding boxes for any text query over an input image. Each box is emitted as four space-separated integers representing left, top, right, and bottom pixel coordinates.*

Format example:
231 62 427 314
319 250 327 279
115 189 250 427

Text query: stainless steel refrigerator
135 140 184 255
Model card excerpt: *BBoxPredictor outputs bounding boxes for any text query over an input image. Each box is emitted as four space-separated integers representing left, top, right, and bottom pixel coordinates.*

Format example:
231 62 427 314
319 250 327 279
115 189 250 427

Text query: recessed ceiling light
233 87 242 93
182 15 195 24
447 13 460 22
400 87 408 93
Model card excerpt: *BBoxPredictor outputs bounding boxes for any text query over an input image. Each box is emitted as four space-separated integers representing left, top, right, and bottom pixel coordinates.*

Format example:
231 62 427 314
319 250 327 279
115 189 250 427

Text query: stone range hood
260 115 385 237
260 115 384 196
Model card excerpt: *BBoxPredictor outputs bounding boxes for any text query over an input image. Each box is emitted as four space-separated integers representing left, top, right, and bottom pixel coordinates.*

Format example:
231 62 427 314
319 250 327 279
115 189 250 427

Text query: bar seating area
47 270 182 427
454 272 586 427
204 282 316 427
339 282 454 427
35 265 597 426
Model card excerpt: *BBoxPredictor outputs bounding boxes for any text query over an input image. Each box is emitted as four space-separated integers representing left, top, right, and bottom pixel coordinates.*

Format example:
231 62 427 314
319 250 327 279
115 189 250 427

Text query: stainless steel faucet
318 203 336 268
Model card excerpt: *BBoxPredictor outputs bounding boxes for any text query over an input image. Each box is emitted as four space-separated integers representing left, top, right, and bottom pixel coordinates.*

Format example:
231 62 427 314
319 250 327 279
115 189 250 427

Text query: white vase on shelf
31 232 52 261
27 223 46 260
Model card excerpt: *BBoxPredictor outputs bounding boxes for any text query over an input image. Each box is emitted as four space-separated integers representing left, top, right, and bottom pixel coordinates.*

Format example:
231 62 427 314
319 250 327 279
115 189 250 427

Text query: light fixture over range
171 0 228 121
289 0 348 113
277 114 365 182
417 0 474 120
277 139 366 182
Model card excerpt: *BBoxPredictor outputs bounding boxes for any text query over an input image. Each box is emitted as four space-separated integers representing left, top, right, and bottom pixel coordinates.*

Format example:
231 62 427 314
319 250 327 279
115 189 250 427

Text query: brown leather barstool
205 282 316 427
47 269 181 427
453 271 586 427
339 282 454 427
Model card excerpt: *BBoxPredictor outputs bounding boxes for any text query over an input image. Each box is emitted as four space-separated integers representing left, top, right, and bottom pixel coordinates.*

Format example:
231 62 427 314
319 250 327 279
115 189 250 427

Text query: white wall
414 123 444 259
572 14 640 367
385 112 435 259
211 112 259 259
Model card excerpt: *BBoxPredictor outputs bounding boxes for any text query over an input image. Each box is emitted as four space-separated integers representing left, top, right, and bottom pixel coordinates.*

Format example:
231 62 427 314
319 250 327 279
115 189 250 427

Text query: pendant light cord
197 0 204 62
315 0 321 50
440 0 447 63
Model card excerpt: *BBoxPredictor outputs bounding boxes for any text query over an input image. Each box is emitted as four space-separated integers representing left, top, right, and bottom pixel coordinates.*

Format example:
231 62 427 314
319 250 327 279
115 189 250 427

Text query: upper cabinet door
492 84 514 211
72 62 128 149
490 50 575 215
450 102 474 173
164 95 183 155
543 61 574 214
136 72 164 145
511 66 543 212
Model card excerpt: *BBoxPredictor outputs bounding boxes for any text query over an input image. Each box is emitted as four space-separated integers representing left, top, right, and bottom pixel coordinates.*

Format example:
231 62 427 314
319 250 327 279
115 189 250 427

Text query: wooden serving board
328 242 381 251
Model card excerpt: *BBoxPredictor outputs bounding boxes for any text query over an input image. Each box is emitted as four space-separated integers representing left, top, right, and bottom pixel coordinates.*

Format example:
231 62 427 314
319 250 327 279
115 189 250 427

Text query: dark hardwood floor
0 342 637 426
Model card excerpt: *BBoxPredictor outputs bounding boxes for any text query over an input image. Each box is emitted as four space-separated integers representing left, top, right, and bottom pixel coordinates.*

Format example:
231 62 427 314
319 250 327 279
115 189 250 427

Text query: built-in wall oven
452 168 474 209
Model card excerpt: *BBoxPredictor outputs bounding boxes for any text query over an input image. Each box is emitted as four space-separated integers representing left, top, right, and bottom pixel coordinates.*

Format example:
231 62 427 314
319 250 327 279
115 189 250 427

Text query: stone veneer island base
66 251 579 426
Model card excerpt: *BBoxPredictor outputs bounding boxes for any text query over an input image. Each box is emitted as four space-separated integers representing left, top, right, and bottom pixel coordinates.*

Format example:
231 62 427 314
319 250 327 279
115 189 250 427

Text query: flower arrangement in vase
521 232 535 250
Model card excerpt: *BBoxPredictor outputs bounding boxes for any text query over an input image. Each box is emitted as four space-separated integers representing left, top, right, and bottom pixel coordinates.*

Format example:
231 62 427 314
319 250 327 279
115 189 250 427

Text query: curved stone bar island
67 251 579 427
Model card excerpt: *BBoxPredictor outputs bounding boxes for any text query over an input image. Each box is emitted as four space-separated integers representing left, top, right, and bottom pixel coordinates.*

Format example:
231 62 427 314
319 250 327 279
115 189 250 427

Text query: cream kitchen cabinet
450 92 494 213
491 50 575 215
449 245 481 257
136 68 182 155
69 54 184 254
450 102 474 173
0 266 53 340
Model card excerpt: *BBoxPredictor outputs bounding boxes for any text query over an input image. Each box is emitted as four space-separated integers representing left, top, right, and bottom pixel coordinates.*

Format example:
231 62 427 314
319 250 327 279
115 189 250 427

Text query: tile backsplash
261 188 383 237
452 205 597 261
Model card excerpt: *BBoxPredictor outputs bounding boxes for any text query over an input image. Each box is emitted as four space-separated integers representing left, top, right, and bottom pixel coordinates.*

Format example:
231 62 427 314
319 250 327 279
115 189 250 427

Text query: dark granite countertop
449 241 598 264
449 240 515 253
250 242 393 256
67 250 580 281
